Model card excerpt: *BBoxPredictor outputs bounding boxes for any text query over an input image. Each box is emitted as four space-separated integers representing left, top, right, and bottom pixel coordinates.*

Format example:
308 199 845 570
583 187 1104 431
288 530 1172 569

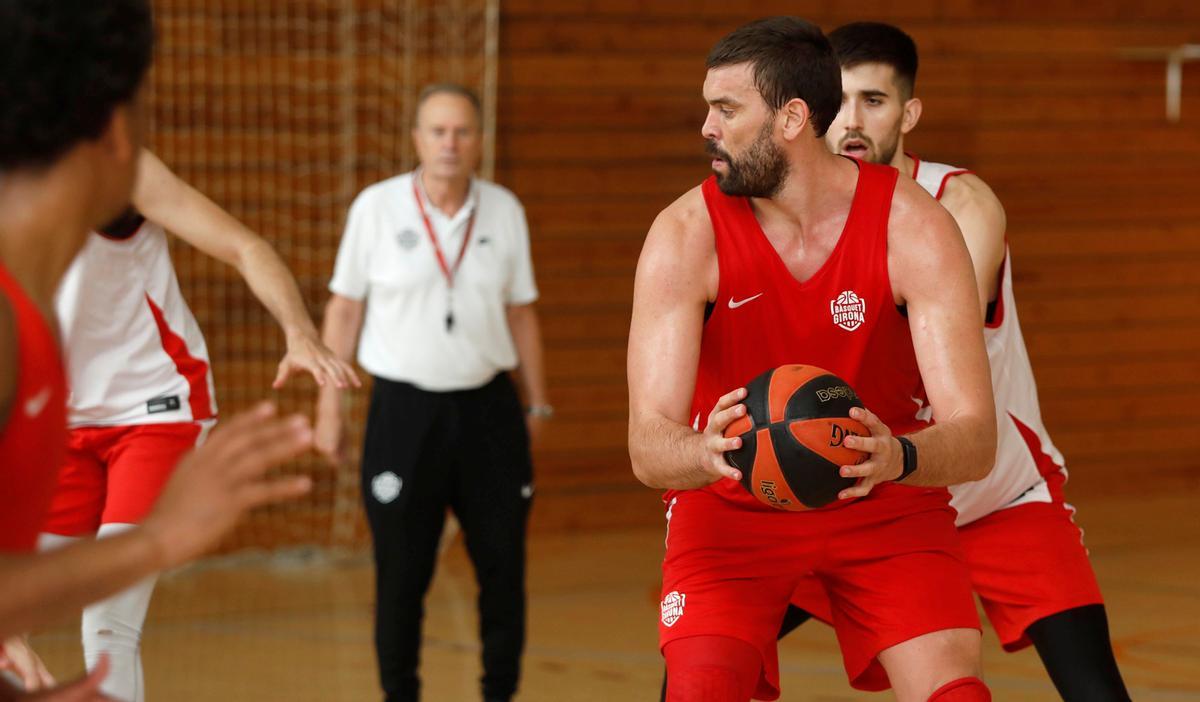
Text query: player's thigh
820 499 980 692
41 428 109 536
660 493 817 701
102 421 208 525
959 501 1103 651
877 627 983 702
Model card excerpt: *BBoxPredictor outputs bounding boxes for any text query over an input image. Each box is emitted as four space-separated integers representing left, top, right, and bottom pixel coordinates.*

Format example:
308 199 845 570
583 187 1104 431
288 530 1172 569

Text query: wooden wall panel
498 3 1200 530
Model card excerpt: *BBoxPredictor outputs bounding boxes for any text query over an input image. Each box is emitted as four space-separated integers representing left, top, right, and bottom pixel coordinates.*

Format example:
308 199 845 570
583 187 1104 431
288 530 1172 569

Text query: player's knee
82 607 143 653
83 621 141 654
663 636 760 702
927 677 991 702
880 628 983 701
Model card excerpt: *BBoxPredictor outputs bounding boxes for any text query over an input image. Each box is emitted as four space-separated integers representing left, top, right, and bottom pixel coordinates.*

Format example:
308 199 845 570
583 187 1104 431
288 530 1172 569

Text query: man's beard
707 120 789 198
837 126 900 166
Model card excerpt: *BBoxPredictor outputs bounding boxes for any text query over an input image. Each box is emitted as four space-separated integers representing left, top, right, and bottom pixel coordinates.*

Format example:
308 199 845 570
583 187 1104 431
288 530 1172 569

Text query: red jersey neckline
734 156 867 294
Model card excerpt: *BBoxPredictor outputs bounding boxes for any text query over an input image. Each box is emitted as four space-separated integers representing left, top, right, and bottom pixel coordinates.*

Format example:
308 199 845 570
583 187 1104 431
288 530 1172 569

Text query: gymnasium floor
30 491 1200 701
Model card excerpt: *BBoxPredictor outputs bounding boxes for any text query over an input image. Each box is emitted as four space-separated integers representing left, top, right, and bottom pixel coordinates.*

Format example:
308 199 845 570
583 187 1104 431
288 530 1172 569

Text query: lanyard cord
412 176 476 289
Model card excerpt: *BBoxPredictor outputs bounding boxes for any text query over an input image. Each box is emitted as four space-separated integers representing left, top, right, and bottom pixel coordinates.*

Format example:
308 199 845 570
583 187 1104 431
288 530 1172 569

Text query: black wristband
895 436 918 482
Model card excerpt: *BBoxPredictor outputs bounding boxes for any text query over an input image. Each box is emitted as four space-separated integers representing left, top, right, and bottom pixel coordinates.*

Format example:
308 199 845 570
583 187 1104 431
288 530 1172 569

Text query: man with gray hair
316 83 550 702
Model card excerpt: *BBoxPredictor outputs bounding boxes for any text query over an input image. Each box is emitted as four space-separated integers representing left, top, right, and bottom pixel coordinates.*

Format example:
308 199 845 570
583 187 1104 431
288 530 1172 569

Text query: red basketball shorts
791 470 1104 665
41 420 214 536
659 484 979 699
957 472 1104 651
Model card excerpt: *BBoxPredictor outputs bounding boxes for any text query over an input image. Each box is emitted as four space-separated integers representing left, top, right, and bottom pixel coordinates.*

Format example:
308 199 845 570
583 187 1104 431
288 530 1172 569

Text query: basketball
723 364 870 510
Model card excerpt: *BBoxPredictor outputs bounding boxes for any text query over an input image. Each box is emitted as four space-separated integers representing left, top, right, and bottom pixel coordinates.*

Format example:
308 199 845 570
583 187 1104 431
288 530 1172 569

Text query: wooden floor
29 491 1200 701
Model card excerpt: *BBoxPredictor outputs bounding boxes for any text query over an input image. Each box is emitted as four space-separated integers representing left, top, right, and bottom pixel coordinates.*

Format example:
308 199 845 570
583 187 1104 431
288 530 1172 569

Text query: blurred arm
132 150 358 389
314 294 364 462
505 303 548 408
940 173 1008 319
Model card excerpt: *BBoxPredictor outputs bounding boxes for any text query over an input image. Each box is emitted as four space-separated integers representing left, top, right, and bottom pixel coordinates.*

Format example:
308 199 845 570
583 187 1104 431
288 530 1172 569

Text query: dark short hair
706 16 841 137
416 83 483 123
0 0 155 171
829 22 918 98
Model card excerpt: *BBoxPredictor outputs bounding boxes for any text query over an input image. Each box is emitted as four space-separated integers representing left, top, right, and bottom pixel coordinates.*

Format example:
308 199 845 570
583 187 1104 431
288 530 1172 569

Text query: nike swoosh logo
727 293 764 309
24 387 51 418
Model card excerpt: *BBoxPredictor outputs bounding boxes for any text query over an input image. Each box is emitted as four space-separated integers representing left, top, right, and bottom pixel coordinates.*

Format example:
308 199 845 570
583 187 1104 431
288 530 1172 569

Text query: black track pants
362 374 533 702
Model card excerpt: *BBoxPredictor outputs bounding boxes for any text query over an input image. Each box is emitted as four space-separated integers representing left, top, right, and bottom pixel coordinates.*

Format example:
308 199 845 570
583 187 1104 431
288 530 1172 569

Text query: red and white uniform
913 155 1066 525
0 261 68 552
42 219 216 536
56 221 216 427
912 155 1102 648
660 162 979 698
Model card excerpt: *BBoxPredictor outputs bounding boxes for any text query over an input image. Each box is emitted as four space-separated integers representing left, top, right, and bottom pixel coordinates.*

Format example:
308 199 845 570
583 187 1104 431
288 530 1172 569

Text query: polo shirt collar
413 168 478 226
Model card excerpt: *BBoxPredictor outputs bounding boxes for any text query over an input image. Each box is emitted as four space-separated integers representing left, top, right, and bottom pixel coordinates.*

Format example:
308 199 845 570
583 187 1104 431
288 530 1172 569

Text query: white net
30 3 496 697
148 0 497 553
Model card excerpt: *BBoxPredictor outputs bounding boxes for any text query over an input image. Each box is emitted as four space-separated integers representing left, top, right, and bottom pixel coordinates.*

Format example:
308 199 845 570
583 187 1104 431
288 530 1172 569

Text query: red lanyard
412 177 476 290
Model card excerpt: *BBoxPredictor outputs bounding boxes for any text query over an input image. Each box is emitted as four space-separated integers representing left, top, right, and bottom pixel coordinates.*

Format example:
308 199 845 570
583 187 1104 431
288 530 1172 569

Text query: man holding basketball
628 17 996 702
769 22 1129 702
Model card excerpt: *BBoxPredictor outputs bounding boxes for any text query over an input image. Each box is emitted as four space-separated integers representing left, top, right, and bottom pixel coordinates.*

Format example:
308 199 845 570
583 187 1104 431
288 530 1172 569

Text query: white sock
80 523 158 702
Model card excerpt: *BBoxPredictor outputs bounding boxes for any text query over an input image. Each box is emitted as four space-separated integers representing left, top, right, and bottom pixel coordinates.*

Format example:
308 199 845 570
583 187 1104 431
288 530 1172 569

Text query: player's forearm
628 415 714 490
901 412 996 487
316 297 363 418
236 240 319 342
0 530 165 639
506 304 548 406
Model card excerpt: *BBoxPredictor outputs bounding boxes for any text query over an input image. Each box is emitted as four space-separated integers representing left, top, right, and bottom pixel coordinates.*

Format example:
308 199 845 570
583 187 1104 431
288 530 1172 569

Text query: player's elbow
630 460 657 489
627 423 664 489
236 237 275 272
628 442 657 488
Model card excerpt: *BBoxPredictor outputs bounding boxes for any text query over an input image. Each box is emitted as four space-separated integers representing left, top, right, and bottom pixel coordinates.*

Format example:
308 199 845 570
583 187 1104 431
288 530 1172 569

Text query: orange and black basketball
723 364 869 510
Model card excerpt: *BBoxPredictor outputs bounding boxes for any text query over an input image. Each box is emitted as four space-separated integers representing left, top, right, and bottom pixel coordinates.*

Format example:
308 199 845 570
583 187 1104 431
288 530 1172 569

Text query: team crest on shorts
371 471 403 504
830 290 866 331
660 591 686 627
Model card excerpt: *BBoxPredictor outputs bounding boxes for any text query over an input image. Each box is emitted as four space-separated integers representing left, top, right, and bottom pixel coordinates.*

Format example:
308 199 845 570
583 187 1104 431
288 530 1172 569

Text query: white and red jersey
55 218 217 428
911 155 1066 526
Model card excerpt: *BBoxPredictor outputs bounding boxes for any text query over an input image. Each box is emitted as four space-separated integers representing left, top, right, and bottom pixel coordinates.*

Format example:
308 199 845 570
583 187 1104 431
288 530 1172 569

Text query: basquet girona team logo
830 290 866 331
660 591 686 627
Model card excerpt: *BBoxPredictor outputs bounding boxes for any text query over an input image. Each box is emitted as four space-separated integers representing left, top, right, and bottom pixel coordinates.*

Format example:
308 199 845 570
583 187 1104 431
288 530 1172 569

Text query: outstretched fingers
236 475 313 511
223 414 313 483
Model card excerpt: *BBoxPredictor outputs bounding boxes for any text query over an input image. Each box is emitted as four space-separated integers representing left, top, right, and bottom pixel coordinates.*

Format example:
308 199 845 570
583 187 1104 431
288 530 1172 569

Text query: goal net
148 0 498 554
31 6 497 696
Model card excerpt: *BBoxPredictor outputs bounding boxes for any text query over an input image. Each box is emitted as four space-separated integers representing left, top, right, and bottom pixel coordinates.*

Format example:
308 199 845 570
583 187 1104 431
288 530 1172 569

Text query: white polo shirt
329 171 538 392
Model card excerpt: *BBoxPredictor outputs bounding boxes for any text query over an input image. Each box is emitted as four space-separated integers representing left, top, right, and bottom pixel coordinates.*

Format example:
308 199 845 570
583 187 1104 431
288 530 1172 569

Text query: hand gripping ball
723 364 870 510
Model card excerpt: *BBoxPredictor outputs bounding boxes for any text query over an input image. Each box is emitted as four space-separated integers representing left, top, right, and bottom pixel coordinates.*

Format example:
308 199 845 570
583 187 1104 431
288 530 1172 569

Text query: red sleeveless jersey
683 161 936 512
0 261 68 552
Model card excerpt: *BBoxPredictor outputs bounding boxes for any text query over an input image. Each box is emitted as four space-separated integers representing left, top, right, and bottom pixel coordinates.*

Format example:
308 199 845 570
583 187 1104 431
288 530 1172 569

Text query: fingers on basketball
850 406 887 436
712 386 747 414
